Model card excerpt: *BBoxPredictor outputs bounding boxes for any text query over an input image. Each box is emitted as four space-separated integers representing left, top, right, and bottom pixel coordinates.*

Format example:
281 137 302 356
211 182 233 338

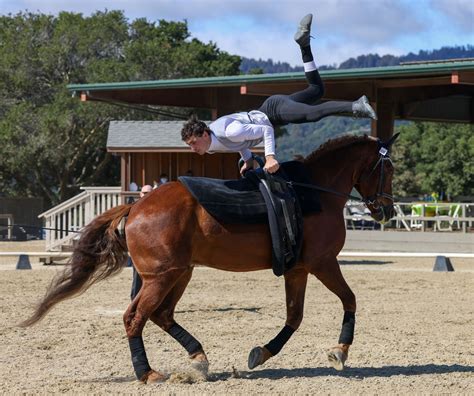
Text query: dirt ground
0 255 473 394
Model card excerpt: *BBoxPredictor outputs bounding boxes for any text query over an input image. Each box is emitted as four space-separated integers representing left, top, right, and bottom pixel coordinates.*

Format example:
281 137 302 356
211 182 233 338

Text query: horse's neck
307 144 371 207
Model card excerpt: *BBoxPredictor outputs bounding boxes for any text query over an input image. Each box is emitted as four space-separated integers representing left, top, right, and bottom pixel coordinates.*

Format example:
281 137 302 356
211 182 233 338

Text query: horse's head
354 133 399 224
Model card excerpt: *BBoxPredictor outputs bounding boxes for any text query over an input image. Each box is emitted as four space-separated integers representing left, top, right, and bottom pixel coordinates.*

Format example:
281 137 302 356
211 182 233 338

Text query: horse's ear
385 133 400 148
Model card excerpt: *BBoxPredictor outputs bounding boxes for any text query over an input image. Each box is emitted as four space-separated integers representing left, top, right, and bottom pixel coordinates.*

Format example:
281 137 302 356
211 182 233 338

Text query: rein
287 181 366 203
286 145 394 207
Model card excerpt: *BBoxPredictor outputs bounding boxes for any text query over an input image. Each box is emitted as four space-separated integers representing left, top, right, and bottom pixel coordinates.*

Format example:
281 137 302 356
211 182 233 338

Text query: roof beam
453 71 474 85
401 95 473 123
376 75 453 88
240 82 307 96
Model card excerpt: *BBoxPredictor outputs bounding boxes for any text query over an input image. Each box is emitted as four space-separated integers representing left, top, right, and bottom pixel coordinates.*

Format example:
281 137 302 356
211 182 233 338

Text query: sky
1 0 473 67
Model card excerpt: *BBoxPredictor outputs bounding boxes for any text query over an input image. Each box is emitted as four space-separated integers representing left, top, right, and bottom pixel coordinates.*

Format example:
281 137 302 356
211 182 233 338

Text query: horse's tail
20 204 133 327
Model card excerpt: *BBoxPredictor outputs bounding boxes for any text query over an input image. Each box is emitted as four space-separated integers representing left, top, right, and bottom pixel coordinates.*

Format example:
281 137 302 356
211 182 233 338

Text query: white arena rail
38 188 472 252
344 201 473 233
38 187 122 252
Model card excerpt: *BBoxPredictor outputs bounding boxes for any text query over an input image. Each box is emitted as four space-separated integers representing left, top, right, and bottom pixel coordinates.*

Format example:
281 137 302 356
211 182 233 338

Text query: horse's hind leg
123 267 188 383
248 267 308 369
150 268 209 376
310 255 356 371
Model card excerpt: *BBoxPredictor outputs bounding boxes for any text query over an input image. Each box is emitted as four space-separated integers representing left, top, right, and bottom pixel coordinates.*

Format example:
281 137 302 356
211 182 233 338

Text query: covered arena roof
69 60 474 141
69 60 474 92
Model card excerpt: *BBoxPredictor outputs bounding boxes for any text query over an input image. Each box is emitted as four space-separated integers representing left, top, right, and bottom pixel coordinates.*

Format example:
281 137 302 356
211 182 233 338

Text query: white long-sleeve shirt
207 110 275 161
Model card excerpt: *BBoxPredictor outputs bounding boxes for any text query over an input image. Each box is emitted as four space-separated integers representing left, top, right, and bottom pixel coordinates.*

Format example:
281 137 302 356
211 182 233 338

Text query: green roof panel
68 61 474 92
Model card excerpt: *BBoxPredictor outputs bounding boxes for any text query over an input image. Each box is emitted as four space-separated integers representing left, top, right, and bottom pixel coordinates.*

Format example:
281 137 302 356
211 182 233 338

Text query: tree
392 122 474 199
0 11 241 207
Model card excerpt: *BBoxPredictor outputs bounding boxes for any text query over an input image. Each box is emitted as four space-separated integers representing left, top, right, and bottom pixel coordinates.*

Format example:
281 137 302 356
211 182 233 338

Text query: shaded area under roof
71 61 474 141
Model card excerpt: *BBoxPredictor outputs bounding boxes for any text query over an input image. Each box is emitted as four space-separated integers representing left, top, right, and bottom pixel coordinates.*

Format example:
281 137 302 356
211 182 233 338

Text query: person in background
159 173 169 185
127 181 139 204
129 184 153 300
153 174 168 189
140 184 153 197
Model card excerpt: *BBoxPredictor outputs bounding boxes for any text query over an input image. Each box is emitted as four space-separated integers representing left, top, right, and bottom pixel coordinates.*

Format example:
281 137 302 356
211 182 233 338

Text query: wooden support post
120 154 127 205
372 90 395 141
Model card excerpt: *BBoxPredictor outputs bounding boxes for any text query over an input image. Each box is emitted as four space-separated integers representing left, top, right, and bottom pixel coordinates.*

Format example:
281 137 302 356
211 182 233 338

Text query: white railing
0 214 14 239
40 188 473 251
344 201 473 233
39 187 122 251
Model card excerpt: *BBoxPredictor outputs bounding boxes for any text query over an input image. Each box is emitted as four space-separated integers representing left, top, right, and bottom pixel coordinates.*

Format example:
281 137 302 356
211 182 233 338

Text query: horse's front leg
248 267 308 369
310 255 356 371
124 268 188 383
150 268 210 377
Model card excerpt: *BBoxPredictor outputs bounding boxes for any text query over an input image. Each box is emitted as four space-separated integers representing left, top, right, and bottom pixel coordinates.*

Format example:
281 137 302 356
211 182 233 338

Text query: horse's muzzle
370 204 395 224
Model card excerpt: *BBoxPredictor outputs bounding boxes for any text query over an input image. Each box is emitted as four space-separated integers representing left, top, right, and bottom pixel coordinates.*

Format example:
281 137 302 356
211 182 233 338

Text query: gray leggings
258 81 352 126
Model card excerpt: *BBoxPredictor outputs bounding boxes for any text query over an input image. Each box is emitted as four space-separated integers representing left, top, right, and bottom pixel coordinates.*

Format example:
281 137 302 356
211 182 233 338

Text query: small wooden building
107 121 263 190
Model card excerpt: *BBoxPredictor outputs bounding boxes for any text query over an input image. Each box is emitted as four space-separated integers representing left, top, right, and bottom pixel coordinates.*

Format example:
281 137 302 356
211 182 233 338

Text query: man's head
140 184 153 198
181 116 211 155
159 173 168 184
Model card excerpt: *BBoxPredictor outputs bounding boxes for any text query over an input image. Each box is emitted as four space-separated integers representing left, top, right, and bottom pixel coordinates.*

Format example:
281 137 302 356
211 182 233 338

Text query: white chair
435 204 461 231
410 205 423 229
394 204 411 231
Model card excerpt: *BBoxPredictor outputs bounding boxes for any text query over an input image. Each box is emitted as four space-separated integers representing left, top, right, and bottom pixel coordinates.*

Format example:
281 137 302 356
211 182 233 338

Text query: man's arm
239 148 253 161
227 122 280 173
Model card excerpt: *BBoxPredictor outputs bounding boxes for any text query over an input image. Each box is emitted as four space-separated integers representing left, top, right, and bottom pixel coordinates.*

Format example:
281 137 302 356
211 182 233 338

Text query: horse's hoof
248 346 272 369
190 352 209 377
248 347 263 369
141 369 168 384
327 347 347 371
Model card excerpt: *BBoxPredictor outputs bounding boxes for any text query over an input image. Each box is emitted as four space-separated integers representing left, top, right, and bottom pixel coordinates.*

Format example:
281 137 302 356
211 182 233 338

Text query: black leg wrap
338 311 355 345
128 337 152 379
264 325 295 356
167 323 203 356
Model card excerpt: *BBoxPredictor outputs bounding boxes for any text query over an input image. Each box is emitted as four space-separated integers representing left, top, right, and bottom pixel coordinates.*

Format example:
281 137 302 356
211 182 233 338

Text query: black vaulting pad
178 161 321 224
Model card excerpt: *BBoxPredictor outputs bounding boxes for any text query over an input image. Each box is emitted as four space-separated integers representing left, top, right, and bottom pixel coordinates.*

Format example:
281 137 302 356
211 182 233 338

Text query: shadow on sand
87 364 473 384
176 306 262 314
339 260 393 265
222 364 474 380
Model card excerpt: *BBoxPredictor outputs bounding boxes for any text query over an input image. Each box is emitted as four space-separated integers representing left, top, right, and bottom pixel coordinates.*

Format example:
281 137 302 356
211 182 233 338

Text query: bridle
285 140 395 221
357 143 394 210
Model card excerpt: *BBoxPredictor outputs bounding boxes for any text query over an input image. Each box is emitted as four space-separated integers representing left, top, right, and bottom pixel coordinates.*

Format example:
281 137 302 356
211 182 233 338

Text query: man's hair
181 115 209 141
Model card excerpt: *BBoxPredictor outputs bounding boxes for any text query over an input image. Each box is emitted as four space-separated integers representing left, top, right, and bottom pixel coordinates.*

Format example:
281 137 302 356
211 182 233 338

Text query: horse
22 133 399 383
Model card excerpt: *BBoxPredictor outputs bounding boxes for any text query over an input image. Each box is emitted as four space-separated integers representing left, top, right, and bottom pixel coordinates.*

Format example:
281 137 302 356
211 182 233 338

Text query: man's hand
240 157 254 176
264 155 280 174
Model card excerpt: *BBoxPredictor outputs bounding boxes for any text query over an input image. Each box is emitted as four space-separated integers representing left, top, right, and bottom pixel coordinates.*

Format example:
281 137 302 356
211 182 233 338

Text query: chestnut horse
22 133 398 383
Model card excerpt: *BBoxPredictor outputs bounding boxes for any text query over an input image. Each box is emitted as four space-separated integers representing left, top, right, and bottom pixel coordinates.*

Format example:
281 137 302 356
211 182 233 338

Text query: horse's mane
304 134 376 164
